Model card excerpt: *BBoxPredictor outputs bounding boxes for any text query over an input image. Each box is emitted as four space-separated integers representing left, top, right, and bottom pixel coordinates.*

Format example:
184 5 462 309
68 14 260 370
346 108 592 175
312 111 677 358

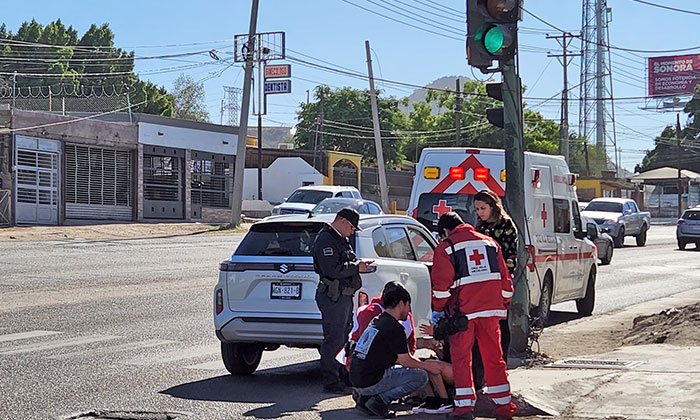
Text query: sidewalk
0 220 251 241
508 287 700 420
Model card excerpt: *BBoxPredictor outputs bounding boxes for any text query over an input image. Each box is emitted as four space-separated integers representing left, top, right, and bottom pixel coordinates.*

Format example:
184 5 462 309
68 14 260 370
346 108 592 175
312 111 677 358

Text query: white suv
271 185 362 215
213 214 437 374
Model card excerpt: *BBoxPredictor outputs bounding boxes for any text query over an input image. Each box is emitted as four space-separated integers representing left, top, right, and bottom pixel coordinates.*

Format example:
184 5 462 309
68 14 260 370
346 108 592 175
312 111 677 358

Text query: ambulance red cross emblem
541 203 548 228
432 200 452 217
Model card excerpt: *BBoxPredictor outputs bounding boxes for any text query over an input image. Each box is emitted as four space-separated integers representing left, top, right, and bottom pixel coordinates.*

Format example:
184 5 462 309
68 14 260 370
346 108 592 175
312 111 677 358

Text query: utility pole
365 40 390 212
230 0 259 227
547 32 581 164
256 35 264 201
455 78 462 146
501 59 528 356
677 113 682 218
584 141 591 176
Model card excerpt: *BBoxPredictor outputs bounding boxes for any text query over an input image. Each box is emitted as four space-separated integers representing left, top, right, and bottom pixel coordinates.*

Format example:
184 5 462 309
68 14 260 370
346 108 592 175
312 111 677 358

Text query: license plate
270 282 302 300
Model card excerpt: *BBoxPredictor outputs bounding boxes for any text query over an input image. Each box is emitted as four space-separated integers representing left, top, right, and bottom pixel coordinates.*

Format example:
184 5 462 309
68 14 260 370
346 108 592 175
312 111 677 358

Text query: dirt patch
0 222 243 241
533 319 631 360
623 302 700 346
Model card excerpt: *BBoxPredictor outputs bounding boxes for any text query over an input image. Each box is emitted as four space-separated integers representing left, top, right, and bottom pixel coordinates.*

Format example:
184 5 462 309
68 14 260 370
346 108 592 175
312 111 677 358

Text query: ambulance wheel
576 267 596 317
532 276 553 328
222 342 263 375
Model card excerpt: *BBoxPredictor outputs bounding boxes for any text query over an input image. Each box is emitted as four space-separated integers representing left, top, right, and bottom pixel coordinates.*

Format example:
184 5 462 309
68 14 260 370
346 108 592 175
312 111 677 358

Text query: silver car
213 214 437 375
677 208 700 250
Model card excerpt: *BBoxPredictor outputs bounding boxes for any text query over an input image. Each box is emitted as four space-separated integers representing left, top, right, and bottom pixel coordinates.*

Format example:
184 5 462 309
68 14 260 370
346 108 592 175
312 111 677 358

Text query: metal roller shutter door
65 144 133 220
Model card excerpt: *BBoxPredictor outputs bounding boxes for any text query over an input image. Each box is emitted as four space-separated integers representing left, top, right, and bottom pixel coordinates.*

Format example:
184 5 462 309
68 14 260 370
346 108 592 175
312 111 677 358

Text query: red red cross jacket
431 223 513 319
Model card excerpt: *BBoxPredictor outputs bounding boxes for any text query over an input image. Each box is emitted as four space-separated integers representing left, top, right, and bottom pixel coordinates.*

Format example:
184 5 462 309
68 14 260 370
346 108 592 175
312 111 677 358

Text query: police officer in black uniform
313 207 373 394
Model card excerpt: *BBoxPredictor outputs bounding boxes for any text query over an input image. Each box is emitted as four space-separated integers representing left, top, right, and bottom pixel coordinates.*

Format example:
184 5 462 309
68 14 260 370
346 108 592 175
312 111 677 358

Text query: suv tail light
678 219 685 225
358 292 369 307
525 245 536 272
215 288 223 314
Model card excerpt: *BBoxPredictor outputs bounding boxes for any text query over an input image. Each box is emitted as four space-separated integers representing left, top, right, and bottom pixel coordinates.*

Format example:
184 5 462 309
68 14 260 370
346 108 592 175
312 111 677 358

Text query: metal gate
0 190 10 226
333 164 358 187
143 146 184 219
64 144 133 220
15 148 59 225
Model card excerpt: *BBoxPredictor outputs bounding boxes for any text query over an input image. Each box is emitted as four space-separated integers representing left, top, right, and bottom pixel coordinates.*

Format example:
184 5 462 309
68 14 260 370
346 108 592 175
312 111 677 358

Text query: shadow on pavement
160 360 370 419
546 310 584 327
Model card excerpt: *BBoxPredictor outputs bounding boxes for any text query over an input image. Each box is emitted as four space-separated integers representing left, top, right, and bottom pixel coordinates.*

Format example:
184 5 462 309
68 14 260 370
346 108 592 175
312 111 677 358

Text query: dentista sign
648 54 700 96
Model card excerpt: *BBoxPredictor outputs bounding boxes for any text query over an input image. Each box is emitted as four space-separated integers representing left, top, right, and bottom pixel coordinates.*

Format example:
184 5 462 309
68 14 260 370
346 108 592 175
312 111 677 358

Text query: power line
523 7 700 54
629 0 700 16
366 0 465 36
339 0 464 41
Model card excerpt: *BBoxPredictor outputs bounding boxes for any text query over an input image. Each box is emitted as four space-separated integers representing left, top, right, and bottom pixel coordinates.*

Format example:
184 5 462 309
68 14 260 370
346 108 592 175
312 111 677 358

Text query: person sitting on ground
344 282 453 415
349 282 443 418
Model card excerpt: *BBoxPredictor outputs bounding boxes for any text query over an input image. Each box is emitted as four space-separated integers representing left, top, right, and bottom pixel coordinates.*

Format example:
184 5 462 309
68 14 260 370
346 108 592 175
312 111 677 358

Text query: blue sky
4 0 699 171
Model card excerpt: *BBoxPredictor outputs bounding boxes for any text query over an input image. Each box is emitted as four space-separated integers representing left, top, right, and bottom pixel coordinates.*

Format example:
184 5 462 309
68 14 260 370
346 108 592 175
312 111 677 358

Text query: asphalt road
0 225 696 420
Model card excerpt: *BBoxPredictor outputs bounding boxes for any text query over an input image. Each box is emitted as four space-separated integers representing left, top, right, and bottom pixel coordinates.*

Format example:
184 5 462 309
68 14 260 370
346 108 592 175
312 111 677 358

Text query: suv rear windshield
585 201 623 213
682 210 700 220
287 190 333 204
416 193 478 232
235 222 325 256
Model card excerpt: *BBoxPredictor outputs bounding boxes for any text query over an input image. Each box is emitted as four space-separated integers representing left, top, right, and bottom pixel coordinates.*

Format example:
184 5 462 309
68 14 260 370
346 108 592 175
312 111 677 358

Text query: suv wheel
613 227 625 248
576 267 596 317
635 225 647 247
678 240 687 250
221 342 263 375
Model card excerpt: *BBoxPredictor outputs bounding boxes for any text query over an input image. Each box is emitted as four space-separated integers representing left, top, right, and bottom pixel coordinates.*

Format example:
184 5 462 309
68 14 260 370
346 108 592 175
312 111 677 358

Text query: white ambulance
408 147 597 324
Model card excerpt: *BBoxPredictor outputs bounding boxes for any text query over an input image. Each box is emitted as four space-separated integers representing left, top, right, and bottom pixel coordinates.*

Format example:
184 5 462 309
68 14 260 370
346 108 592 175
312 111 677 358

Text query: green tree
0 20 173 116
400 81 563 161
172 74 209 122
293 85 409 166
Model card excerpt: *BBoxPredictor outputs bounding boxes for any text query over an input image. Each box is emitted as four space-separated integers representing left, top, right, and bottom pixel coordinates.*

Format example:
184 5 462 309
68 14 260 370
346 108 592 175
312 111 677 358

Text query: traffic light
485 82 504 128
467 0 520 71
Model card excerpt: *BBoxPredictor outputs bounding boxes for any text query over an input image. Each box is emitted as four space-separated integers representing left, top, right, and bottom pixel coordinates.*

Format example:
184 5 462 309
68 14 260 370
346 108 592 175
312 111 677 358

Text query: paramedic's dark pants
315 289 353 386
472 317 511 389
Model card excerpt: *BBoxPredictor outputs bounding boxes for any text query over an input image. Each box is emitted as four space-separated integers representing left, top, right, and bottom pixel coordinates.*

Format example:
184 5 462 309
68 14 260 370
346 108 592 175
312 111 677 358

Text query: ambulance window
407 227 435 262
571 200 583 235
385 227 416 260
553 199 571 233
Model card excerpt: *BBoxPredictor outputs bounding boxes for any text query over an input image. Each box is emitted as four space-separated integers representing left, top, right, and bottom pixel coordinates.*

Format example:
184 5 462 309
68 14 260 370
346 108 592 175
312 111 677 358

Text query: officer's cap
337 207 361 231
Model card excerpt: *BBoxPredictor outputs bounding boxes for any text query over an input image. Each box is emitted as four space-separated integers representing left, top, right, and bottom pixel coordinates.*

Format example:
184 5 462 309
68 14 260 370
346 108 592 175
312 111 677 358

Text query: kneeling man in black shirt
350 281 441 418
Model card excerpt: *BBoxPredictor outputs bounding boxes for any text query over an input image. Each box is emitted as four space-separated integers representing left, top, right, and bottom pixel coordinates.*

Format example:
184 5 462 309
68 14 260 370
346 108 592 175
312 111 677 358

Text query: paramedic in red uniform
431 212 517 420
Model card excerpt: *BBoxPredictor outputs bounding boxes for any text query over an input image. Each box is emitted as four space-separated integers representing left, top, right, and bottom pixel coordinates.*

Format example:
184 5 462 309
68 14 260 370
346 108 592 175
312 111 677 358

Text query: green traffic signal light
483 26 505 54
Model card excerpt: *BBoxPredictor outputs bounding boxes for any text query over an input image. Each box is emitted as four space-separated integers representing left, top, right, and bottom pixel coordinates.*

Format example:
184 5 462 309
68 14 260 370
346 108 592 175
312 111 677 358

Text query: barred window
191 159 229 208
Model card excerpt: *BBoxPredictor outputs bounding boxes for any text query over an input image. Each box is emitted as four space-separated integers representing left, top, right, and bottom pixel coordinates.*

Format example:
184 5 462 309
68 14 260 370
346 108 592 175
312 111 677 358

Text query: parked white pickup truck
582 198 651 247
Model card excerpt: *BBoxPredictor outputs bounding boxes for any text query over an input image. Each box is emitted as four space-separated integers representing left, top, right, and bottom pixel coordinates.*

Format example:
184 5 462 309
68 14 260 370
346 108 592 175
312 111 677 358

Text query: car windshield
312 201 356 215
234 222 325 257
287 189 333 204
682 210 700 220
585 201 623 213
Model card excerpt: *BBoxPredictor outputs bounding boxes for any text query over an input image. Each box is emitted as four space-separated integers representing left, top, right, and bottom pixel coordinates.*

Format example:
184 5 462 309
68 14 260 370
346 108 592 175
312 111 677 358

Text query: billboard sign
265 64 291 79
648 54 700 96
264 80 292 95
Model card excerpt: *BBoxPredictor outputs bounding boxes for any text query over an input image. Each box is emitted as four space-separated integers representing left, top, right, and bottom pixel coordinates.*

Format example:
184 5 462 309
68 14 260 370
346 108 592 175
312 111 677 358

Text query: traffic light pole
502 58 529 357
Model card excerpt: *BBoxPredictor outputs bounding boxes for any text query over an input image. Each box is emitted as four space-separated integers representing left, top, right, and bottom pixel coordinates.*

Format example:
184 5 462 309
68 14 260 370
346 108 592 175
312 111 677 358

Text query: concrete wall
139 122 237 155
13 109 137 149
243 157 324 204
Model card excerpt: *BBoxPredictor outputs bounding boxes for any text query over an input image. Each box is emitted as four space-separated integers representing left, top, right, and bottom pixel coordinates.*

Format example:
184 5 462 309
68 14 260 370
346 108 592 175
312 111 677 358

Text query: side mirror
587 223 598 240
283 197 288 202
